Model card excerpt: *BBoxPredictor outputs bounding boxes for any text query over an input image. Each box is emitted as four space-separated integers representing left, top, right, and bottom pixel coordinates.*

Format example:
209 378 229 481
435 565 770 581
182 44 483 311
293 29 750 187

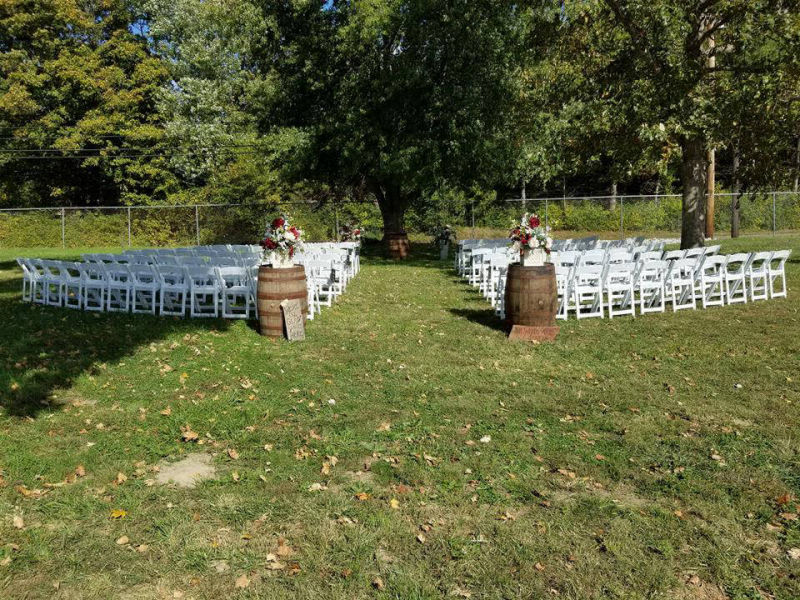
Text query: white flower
527 237 536 249
284 230 296 241
545 237 553 250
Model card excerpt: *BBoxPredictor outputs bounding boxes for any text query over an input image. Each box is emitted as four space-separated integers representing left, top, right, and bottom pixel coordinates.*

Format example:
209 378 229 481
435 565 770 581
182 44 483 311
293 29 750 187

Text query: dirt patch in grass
156 454 216 488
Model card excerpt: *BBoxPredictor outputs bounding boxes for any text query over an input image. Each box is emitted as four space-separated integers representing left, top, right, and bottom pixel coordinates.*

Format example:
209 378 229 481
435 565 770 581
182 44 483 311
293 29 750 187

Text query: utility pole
521 181 527 212
705 34 716 239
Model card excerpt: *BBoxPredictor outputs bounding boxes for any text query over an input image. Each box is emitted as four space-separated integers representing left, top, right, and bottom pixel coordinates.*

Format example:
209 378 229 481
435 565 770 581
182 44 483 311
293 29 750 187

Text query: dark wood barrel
257 265 308 338
385 232 410 259
504 263 557 327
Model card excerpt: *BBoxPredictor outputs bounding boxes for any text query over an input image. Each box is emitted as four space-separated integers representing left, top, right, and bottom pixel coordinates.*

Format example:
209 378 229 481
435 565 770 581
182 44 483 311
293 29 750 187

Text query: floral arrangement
339 224 363 242
431 224 456 245
260 215 303 260
509 213 552 255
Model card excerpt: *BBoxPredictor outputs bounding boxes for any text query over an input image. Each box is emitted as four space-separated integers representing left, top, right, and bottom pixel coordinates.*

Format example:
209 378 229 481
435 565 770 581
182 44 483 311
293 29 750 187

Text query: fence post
772 192 776 236
127 207 132 247
195 205 200 246
61 208 66 248
619 196 624 238
544 198 549 230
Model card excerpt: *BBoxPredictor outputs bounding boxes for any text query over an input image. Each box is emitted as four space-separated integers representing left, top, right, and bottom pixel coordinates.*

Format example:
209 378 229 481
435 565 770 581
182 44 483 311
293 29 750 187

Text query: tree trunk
607 182 617 211
731 143 741 238
680 136 707 249
371 181 409 239
794 136 799 193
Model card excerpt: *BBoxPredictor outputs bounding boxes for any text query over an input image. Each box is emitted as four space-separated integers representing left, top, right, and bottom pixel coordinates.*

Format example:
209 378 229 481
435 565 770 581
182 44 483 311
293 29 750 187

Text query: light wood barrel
386 232 410 259
504 263 557 327
257 265 308 338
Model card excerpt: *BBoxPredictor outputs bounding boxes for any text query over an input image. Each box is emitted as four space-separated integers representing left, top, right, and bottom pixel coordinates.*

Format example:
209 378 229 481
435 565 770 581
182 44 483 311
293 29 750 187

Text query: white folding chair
638 260 668 315
216 267 251 319
40 260 64 306
767 250 791 299
80 263 107 311
57 262 83 309
698 255 727 308
746 252 772 302
573 264 604 319
186 267 220 318
105 263 133 312
667 258 697 311
15 258 33 302
605 262 636 318
158 266 189 317
130 265 160 315
724 253 751 305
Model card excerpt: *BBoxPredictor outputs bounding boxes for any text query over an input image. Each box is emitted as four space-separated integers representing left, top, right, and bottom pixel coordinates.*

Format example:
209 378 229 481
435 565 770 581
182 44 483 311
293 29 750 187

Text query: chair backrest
701 255 728 274
581 249 607 266
705 245 721 256
216 266 249 287
605 262 636 283
607 249 634 264
768 249 791 269
725 253 751 273
128 264 157 285
185 266 218 287
639 251 663 262
103 263 132 282
684 247 706 259
638 260 668 282
157 266 187 285
747 251 772 271
79 263 107 282
663 249 686 261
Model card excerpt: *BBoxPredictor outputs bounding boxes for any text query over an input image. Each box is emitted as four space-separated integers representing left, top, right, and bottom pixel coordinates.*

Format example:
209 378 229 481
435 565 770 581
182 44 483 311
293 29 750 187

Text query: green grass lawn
1 237 799 599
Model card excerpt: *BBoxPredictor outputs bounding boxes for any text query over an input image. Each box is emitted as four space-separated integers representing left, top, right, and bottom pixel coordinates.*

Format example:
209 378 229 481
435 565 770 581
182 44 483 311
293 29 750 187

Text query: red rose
264 239 277 250
529 216 540 228
289 246 295 257
272 217 285 228
289 226 300 237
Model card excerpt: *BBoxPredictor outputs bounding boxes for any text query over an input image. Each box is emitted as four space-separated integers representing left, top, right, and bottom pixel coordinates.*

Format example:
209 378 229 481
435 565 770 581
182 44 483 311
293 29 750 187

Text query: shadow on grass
448 308 508 333
0 272 232 418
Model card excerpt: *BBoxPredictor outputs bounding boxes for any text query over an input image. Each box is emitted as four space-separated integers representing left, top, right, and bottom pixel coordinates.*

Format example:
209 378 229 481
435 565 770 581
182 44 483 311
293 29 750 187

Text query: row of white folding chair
19 259 254 319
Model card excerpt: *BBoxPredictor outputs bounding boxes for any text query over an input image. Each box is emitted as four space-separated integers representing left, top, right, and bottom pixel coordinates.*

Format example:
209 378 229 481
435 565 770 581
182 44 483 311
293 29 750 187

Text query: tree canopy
1 0 799 246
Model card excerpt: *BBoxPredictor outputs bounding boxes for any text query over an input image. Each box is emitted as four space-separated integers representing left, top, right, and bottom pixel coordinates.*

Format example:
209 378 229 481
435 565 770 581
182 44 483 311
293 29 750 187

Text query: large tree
529 0 799 248
0 0 176 207
268 0 522 238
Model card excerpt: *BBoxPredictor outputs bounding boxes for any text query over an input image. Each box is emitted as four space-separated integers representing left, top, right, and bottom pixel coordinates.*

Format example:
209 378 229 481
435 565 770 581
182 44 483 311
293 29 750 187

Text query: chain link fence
0 201 383 248
1 192 798 248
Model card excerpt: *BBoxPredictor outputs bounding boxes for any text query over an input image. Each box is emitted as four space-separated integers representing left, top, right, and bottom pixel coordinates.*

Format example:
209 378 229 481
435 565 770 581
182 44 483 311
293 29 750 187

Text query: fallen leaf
390 498 400 510
135 544 148 553
116 535 129 545
160 406 172 416
479 435 491 444
110 509 127 519
276 538 294 557
372 577 385 590
376 422 391 432
181 425 199 442
115 472 127 485
75 465 86 478
234 574 250 588
534 562 545 572
227 448 239 460
308 482 327 492
13 514 24 529
595 454 605 461
417 533 427 544
354 492 370 501
788 548 800 560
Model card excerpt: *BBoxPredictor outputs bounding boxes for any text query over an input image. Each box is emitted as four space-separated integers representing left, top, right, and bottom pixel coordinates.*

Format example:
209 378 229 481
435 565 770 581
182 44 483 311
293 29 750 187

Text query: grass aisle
0 239 799 599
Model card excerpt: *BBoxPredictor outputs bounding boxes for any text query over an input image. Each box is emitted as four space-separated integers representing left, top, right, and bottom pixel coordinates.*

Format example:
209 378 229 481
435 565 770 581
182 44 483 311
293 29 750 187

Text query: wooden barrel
385 232 410 259
257 265 308 338
504 263 557 327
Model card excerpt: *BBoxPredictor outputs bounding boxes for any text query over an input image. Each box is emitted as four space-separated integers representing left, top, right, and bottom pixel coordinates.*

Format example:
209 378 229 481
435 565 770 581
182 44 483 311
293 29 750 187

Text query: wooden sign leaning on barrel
257 265 308 339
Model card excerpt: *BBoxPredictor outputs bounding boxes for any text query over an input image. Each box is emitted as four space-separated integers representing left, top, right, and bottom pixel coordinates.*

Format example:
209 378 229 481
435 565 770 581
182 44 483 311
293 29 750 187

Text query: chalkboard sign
280 299 306 341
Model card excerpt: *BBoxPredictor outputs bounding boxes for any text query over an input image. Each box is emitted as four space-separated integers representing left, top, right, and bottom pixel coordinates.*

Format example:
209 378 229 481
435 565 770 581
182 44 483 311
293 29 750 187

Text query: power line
0 143 259 154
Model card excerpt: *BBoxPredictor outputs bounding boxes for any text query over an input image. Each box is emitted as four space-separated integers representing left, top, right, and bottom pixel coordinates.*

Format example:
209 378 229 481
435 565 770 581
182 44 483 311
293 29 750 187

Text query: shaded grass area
0 238 799 599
